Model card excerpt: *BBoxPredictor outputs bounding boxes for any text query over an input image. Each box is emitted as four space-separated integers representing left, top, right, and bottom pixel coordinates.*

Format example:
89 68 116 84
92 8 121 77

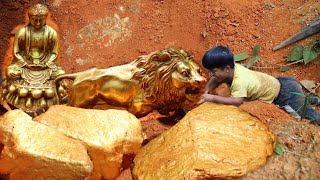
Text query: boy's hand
197 94 215 105
198 94 245 106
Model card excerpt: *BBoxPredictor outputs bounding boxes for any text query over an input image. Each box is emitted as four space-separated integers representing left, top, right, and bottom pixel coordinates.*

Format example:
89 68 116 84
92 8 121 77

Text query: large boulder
34 105 144 180
0 110 93 179
133 102 276 179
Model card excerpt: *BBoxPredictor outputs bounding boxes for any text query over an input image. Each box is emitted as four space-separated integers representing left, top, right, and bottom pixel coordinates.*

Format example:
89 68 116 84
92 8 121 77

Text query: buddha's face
29 15 47 29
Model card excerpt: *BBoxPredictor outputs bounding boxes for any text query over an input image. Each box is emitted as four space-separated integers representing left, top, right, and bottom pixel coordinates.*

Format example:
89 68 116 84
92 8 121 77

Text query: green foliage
303 47 318 64
274 144 284 155
232 40 319 71
247 45 261 68
252 44 261 56
287 45 303 62
234 53 250 62
233 44 261 69
247 55 261 69
279 66 289 72
287 40 320 65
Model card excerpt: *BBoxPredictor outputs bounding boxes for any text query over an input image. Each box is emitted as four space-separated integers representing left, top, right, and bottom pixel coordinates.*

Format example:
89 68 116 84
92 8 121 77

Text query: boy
198 46 320 124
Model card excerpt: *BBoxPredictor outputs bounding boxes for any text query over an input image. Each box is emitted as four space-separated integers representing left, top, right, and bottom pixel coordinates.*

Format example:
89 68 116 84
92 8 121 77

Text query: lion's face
171 57 206 101
133 48 207 103
130 48 206 115
144 48 206 102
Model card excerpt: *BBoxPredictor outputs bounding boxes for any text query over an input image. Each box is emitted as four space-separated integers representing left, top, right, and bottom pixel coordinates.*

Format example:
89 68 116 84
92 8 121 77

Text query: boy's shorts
273 76 319 124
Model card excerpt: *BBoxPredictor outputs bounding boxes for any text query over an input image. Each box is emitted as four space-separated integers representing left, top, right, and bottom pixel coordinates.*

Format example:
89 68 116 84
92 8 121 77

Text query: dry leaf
300 80 320 96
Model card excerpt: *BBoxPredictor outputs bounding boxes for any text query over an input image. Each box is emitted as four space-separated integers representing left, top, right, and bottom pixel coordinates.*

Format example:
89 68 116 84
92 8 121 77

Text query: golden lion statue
55 48 206 117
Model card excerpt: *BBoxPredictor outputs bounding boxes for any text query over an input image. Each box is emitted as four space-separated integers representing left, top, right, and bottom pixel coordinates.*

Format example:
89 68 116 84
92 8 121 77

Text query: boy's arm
204 77 220 94
198 94 245 106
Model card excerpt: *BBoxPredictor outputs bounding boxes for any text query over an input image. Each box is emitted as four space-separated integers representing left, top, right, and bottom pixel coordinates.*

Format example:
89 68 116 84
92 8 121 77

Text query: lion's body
55 48 206 117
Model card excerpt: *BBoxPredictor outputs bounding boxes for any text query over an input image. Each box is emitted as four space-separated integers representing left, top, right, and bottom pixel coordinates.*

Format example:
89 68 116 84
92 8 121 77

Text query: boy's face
207 66 231 82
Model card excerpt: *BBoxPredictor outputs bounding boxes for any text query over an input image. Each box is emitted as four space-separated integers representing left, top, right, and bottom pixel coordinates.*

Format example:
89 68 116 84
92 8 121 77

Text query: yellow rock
133 102 276 179
34 105 144 180
0 110 93 179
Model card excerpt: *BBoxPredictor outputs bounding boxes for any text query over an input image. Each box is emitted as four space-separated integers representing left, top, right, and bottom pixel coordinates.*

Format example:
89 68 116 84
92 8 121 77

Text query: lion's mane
131 48 192 106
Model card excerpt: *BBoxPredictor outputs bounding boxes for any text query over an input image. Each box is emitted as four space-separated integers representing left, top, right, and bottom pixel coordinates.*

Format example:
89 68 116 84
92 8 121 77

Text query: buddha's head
28 4 48 29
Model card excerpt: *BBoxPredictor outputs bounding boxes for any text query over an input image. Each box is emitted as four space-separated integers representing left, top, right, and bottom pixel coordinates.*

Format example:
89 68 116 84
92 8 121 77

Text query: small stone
200 31 209 38
264 2 276 10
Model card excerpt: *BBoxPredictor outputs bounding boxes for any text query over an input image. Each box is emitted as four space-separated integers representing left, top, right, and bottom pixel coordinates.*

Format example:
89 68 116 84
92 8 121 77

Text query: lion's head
131 48 206 107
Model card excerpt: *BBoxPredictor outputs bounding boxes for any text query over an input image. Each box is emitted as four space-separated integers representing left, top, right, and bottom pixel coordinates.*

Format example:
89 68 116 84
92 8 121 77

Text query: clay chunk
133 102 276 179
0 110 93 180
34 105 144 180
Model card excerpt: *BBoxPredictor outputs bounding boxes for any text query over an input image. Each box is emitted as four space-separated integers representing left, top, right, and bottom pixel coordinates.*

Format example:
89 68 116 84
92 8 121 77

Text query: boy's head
202 46 234 82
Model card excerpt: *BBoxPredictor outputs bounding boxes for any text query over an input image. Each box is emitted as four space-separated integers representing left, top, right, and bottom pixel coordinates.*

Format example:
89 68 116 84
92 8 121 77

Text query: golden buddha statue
7 3 64 80
2 3 66 116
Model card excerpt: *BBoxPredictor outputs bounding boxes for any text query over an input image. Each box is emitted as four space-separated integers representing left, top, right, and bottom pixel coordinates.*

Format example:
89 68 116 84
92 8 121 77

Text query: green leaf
279 66 289 72
252 44 261 56
234 53 250 62
274 144 284 155
287 45 303 62
246 55 260 69
290 92 306 97
303 47 318 64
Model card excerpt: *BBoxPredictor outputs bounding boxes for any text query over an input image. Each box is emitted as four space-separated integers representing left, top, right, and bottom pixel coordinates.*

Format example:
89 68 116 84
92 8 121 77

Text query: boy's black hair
202 46 235 70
